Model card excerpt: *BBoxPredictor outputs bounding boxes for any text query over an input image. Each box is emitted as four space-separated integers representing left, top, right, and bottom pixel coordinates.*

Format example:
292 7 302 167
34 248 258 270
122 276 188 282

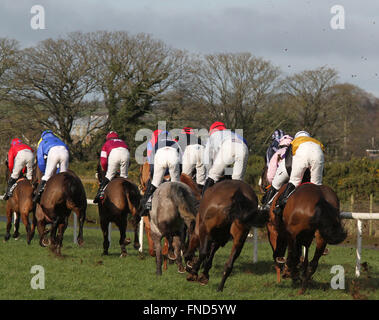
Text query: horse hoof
133 242 140 250
42 239 51 247
276 257 286 264
168 253 177 261
4 234 11 242
323 248 329 255
120 252 127 258
125 238 131 246
186 273 198 282
186 261 193 269
177 265 186 274
198 274 209 285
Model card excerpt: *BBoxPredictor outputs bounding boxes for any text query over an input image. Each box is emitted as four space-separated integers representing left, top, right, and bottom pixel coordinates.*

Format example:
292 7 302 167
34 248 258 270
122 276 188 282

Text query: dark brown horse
96 163 141 257
35 168 87 255
4 160 36 244
185 179 268 292
267 183 347 292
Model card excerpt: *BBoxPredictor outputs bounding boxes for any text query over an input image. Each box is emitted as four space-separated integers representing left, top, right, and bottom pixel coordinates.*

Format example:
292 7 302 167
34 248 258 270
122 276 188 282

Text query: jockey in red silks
3 138 34 200
93 131 130 203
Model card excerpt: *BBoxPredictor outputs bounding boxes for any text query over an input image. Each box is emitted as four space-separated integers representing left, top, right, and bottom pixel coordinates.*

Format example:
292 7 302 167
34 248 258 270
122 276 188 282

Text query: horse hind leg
20 211 32 244
198 241 220 285
117 218 128 258
4 205 13 241
173 235 185 274
13 212 20 239
186 232 211 283
307 231 327 281
100 218 110 256
55 217 68 256
217 225 249 292
75 207 86 246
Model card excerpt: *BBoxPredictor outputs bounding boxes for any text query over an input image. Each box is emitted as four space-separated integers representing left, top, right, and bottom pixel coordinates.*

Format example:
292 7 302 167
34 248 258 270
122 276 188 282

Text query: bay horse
185 179 268 292
267 183 347 292
3 160 36 244
35 169 87 255
96 163 141 257
150 180 199 275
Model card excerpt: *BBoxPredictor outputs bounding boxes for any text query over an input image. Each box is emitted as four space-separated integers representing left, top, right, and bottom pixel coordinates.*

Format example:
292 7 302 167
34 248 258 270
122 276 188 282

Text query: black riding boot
261 186 277 210
201 177 215 197
273 183 296 215
3 178 17 200
93 178 110 204
33 180 47 204
141 181 157 213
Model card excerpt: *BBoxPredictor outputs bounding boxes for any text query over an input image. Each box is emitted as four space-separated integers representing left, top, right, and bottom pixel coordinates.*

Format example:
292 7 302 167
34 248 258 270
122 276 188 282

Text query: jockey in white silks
202 121 249 195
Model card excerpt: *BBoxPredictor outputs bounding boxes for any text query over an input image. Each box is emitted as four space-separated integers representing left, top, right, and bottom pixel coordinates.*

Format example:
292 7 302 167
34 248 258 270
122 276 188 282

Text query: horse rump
311 198 347 245
229 188 268 227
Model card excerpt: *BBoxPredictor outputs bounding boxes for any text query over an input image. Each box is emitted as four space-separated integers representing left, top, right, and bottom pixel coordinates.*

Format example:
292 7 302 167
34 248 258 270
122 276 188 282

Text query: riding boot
197 184 204 193
93 178 110 204
201 177 215 197
3 178 17 200
141 181 157 213
33 180 47 204
273 183 296 215
261 186 277 210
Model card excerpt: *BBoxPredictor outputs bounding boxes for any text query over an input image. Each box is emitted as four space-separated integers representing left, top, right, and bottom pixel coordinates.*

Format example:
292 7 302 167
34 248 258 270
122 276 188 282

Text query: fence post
369 194 373 236
73 212 78 244
356 219 362 277
139 219 144 253
253 227 258 263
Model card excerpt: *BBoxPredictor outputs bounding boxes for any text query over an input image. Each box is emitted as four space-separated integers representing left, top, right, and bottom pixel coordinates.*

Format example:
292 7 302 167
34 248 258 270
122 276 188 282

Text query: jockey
140 130 182 211
176 127 206 189
265 129 285 165
33 130 69 204
202 121 249 195
93 131 130 203
274 130 325 214
261 135 293 209
3 138 34 200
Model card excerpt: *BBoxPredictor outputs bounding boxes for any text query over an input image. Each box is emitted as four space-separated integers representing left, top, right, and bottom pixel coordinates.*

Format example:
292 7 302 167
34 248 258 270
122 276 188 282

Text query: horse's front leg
4 205 13 241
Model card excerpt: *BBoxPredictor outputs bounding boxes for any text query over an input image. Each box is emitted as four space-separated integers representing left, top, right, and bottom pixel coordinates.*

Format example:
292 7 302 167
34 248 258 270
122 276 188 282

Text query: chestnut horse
267 183 347 292
3 160 36 244
96 163 141 257
185 179 268 292
35 168 87 255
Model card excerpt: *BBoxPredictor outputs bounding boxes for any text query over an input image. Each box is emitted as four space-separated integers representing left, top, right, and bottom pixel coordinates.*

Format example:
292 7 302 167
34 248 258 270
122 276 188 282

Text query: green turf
0 220 378 300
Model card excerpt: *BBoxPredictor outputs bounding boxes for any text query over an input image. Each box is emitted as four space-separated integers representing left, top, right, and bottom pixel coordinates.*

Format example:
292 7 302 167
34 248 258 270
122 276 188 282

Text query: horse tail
171 183 199 230
311 198 347 245
66 173 86 208
229 188 268 227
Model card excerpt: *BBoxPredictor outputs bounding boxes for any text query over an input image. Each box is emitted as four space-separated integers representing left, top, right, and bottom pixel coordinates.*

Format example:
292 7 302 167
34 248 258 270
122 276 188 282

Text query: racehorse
267 183 347 292
185 179 268 292
3 160 36 244
150 181 199 275
139 161 201 264
96 162 141 257
34 166 87 255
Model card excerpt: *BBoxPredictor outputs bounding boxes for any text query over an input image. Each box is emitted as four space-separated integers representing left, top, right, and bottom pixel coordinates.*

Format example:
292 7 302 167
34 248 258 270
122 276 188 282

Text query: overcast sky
1 0 379 96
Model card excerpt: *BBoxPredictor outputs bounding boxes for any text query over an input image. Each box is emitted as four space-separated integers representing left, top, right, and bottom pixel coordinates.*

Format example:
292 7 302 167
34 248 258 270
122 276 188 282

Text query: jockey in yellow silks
273 130 325 214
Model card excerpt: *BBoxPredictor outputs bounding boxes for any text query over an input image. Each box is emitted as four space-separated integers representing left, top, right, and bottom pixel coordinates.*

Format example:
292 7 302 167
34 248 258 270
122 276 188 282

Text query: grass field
0 220 378 300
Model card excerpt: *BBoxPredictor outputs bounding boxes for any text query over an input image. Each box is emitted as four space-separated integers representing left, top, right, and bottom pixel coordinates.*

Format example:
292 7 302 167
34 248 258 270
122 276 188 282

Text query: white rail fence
1 195 378 277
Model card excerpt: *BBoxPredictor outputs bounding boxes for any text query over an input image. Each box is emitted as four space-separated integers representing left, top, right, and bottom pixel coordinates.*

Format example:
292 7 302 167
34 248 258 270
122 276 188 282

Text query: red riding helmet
181 127 194 135
106 131 119 140
209 121 226 135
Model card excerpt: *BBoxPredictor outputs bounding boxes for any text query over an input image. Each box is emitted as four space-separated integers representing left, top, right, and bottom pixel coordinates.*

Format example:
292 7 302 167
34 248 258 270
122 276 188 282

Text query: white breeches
11 149 34 180
272 159 289 190
208 139 249 182
289 142 324 187
105 147 130 180
182 144 206 185
42 146 69 181
152 147 181 187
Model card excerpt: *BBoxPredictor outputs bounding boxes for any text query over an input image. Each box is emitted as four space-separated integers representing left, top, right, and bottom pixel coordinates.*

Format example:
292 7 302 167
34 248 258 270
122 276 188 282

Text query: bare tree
281 66 339 136
188 52 280 144
88 31 188 147
10 32 98 158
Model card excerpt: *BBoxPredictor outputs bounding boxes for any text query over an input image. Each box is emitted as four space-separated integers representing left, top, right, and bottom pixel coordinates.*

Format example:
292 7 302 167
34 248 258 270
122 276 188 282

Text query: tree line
0 31 378 162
